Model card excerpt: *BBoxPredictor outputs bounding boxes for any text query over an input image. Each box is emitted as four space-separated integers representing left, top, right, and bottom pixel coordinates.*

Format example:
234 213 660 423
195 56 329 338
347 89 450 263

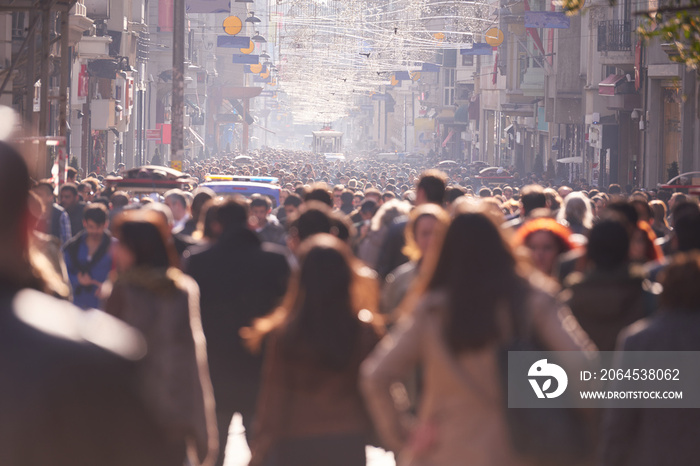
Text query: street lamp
246 12 261 23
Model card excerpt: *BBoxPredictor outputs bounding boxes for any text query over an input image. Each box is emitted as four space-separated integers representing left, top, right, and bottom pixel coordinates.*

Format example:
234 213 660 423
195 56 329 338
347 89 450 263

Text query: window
11 12 26 40
462 54 474 66
443 68 455 106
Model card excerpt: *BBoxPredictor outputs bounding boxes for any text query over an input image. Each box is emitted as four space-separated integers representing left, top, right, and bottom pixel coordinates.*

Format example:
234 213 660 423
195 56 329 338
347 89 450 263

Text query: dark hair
294 186 309 198
215 197 249 233
111 210 178 269
78 183 92 194
284 193 303 208
305 187 333 207
279 235 363 369
66 166 78 179
360 199 378 215
60 183 79 197
479 187 492 198
520 184 547 215
293 202 333 241
191 188 215 223
330 211 354 242
83 203 108 225
197 200 220 241
111 191 129 208
608 183 622 195
630 198 653 223
492 187 503 197
673 203 700 252
417 170 447 204
445 186 465 203
586 218 629 270
605 200 639 227
659 252 700 311
250 194 271 210
92 197 110 209
427 210 522 353
340 189 354 208
0 142 31 236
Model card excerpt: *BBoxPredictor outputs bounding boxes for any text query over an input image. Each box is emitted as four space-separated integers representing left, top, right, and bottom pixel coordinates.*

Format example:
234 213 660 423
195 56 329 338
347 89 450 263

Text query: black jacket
601 311 700 466
183 228 290 410
0 287 173 466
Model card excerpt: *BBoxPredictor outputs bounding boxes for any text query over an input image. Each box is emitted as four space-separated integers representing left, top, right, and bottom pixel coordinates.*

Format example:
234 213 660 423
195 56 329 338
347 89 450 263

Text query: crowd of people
2 133 700 466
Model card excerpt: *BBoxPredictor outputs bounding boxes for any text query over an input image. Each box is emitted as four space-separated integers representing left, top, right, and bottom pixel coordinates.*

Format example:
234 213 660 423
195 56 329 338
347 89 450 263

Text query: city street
223 415 396 466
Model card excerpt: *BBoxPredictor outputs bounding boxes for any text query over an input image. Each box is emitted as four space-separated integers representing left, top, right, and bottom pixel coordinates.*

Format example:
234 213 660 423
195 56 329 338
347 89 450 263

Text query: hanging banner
158 0 174 32
232 54 259 64
524 11 570 29
186 0 230 14
461 43 493 55
217 35 251 48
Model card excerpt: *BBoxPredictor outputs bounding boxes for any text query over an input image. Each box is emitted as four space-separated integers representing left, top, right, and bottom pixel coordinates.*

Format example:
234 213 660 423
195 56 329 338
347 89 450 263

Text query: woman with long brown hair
105 209 218 466
361 204 595 466
244 234 382 466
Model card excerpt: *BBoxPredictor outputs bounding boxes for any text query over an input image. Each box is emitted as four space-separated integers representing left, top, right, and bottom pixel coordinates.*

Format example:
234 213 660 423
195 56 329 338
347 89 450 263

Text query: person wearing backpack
62 203 112 309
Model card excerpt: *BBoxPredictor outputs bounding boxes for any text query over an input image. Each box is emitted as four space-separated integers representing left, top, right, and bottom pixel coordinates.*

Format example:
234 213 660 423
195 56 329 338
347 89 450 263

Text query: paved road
223 414 396 466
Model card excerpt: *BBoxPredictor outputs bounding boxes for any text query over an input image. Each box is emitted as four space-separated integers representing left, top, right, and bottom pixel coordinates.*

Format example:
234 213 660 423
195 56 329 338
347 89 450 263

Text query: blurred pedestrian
59 183 86 236
105 209 218 466
245 234 382 466
184 197 290 466
562 217 654 351
0 140 172 466
63 203 112 309
513 218 575 278
382 204 449 316
361 206 594 466
32 180 72 244
557 191 593 236
601 251 700 465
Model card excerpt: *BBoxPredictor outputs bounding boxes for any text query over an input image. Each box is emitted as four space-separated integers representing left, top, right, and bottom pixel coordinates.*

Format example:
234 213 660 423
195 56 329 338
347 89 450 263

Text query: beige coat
360 283 595 466
104 267 218 466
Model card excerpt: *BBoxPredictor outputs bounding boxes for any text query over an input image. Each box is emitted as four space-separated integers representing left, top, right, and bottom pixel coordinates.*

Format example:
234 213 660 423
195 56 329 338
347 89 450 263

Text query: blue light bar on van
205 175 279 184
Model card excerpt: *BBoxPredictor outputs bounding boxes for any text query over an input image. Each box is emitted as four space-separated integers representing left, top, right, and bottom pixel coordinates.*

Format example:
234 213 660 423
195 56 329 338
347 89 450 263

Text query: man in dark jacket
0 140 172 466
561 218 654 351
59 183 86 237
184 197 290 466
601 252 700 466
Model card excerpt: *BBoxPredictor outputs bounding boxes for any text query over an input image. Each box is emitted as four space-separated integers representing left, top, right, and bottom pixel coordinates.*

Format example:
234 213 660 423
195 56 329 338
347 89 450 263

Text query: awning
188 127 205 147
599 74 626 96
454 105 469 124
556 156 583 163
436 108 456 121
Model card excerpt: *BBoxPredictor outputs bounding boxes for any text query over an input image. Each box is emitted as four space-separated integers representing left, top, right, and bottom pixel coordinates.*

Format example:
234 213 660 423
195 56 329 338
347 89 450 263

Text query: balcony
598 20 632 52
69 0 94 47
